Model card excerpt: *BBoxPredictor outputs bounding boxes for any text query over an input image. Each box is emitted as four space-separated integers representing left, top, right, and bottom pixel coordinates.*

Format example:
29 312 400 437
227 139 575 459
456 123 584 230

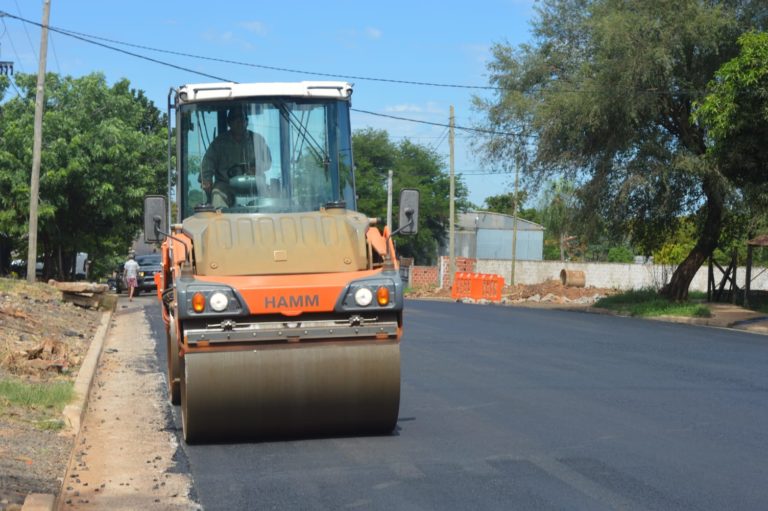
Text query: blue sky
1 0 536 206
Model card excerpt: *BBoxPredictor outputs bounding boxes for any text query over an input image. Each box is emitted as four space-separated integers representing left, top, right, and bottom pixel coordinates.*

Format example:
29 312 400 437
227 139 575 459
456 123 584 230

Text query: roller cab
145 81 418 443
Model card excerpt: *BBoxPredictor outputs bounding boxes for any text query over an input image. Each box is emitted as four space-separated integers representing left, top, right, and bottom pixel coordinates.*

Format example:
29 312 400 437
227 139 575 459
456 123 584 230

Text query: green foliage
696 30 768 187
0 378 74 411
352 128 469 264
652 218 697 265
0 72 167 279
595 289 711 317
695 31 768 255
607 246 634 263
474 0 763 297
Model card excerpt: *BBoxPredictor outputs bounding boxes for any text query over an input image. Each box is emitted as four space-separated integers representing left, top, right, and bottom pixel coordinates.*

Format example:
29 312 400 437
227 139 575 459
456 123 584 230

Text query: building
442 211 545 261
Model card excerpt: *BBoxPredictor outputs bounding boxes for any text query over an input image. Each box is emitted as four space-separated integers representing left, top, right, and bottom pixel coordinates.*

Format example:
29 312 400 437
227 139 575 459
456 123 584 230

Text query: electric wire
1 10 525 137
0 11 231 82
0 17 24 73
0 11 709 97
351 108 525 137
12 0 36 61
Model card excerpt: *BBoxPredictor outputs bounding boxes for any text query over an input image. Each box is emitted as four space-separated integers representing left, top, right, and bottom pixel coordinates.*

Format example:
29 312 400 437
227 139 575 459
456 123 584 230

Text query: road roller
144 81 419 443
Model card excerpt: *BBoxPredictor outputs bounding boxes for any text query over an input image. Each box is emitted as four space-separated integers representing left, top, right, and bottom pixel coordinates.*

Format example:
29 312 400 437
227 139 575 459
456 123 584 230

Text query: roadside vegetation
0 379 73 431
595 290 711 318
0 277 100 431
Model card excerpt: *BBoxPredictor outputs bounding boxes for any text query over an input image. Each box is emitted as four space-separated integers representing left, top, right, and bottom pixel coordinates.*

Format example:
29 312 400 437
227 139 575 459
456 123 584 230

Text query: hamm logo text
264 295 320 309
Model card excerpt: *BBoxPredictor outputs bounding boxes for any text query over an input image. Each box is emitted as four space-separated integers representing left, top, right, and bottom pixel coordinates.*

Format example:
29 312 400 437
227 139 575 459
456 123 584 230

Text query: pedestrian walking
124 254 140 302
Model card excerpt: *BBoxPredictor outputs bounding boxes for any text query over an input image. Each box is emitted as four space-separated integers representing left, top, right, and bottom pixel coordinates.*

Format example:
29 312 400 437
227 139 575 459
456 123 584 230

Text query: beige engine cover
183 209 370 276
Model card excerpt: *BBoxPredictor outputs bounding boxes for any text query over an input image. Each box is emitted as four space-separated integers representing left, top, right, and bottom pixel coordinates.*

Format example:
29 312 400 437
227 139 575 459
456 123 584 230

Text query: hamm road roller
144 81 419 443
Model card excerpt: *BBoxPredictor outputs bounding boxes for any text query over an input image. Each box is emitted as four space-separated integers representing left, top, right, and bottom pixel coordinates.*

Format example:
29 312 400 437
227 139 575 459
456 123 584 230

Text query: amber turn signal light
192 292 206 313
376 286 389 306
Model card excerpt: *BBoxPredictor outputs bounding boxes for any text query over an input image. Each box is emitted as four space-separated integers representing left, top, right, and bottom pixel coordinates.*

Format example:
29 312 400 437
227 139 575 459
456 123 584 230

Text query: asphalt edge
22 308 114 511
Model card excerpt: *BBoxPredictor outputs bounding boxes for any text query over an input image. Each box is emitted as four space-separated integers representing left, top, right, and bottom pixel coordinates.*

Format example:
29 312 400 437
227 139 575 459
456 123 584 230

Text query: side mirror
397 189 419 236
144 195 168 243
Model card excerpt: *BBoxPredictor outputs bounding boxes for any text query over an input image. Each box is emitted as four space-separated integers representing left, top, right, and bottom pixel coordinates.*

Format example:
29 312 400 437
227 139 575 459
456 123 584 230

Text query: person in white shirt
123 254 140 302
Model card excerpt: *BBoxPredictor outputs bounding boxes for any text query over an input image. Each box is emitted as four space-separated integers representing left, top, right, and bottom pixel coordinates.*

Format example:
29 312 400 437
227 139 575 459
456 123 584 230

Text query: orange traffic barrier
451 272 504 302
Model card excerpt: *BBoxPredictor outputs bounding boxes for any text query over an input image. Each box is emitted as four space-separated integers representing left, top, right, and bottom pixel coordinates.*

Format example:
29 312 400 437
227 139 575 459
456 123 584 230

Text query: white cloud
240 21 268 37
386 102 445 115
365 27 383 40
202 29 235 44
387 104 424 114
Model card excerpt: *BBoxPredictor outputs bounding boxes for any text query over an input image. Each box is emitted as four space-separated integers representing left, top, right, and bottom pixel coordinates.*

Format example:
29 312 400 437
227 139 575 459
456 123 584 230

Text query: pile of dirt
502 279 619 305
0 278 104 509
407 279 618 305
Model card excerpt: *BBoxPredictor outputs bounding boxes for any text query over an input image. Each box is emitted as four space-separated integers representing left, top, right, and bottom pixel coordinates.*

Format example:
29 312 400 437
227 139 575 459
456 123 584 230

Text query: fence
403 257 768 292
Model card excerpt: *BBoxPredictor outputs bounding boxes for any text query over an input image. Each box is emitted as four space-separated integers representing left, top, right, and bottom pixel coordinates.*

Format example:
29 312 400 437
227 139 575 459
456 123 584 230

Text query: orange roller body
148 81 419 443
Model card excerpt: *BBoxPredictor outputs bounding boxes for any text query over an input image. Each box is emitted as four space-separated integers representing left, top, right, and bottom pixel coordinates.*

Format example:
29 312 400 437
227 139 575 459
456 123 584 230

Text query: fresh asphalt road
146 299 768 510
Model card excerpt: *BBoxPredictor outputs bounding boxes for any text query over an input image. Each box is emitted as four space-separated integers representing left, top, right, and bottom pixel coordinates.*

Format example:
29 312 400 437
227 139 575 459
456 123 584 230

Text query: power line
0 11 231 82
0 11 526 136
0 11 499 90
352 108 524 136
12 0 36 61
0 13 554 138
0 11 708 97
49 31 61 74
0 17 24 73
457 170 514 175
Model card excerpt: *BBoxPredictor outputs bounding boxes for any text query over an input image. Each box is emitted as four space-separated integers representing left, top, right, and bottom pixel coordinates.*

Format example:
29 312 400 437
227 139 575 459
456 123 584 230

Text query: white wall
475 259 768 292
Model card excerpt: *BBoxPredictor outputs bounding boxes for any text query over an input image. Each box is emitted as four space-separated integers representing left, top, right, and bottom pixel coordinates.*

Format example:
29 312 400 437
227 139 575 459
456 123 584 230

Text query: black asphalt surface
147 299 768 510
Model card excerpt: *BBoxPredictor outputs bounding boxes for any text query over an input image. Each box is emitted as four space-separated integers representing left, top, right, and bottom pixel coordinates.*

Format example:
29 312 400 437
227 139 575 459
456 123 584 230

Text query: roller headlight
338 276 402 312
354 287 373 306
209 291 229 312
183 286 243 317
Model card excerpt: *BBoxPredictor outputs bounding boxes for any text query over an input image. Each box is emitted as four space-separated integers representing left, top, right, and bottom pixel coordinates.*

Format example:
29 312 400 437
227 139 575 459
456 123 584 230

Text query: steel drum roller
181 341 400 442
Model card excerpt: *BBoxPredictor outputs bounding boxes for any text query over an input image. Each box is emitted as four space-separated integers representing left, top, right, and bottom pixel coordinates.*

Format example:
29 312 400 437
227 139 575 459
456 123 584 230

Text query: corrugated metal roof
458 211 544 231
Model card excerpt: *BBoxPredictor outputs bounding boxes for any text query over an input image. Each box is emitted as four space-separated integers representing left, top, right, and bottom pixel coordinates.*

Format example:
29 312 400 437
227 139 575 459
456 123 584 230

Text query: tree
538 179 579 261
352 128 470 264
483 191 540 222
473 0 764 300
696 30 768 246
0 72 167 279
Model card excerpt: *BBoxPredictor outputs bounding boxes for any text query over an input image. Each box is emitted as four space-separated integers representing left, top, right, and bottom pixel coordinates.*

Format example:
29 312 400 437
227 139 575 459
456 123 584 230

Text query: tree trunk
559 232 565 261
661 176 725 302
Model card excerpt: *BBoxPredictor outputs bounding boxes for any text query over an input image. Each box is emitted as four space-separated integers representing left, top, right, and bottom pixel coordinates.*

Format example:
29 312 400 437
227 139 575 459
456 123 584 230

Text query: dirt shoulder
0 280 195 510
58 299 195 510
0 279 102 510
407 279 618 305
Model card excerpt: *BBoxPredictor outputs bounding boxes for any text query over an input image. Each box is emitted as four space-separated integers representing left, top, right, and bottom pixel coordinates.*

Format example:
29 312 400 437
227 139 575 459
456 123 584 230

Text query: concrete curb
61 311 113 434
22 308 113 511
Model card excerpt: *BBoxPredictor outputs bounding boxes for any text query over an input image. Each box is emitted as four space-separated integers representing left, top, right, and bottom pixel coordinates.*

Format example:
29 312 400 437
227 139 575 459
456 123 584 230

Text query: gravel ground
0 278 102 510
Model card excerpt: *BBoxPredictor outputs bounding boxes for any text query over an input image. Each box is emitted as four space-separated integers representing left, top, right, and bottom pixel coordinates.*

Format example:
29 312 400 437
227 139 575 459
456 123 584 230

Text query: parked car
136 254 162 293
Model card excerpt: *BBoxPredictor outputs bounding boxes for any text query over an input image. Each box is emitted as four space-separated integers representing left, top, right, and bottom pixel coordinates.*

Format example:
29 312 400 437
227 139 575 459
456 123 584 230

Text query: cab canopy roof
176 81 353 104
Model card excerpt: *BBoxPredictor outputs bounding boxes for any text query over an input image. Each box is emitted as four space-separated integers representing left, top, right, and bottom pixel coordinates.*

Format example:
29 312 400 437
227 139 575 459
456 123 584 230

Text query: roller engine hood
182 208 371 276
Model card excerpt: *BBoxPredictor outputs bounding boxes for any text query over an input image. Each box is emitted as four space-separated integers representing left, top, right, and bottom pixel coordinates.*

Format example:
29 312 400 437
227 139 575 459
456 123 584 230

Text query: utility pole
510 163 519 286
448 105 455 286
26 0 51 283
386 169 393 232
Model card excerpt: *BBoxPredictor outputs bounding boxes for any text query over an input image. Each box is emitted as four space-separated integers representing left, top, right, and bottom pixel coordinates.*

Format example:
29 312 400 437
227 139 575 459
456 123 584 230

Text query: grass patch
595 289 712 318
0 378 73 430
0 276 59 301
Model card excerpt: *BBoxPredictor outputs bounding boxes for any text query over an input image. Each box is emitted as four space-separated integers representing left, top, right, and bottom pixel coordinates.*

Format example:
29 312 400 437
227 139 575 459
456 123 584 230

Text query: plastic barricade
451 272 504 302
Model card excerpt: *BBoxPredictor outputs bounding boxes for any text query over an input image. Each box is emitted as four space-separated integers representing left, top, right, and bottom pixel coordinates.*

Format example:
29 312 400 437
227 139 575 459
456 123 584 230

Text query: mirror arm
389 209 414 237
153 216 190 262
389 218 414 237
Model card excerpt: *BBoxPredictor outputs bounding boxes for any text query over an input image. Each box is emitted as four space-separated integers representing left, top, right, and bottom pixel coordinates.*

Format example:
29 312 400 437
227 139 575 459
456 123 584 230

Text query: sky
0 0 537 207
